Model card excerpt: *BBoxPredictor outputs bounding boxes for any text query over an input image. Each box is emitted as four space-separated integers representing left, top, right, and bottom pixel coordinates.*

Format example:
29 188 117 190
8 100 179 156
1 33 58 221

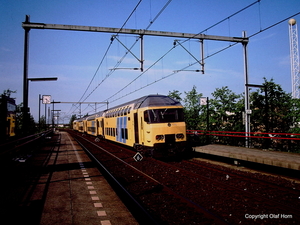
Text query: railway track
172 159 300 208
71 131 227 224
69 130 300 224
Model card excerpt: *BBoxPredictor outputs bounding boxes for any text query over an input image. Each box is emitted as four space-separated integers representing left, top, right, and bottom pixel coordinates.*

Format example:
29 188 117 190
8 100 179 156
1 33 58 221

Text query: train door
101 119 105 137
6 119 10 137
134 113 139 144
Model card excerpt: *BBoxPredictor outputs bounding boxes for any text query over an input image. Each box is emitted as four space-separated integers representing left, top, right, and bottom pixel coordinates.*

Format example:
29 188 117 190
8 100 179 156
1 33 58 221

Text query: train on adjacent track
0 95 16 140
73 94 188 157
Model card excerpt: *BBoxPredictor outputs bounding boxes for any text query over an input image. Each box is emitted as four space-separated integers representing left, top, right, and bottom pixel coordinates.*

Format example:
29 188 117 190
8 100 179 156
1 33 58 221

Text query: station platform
18 131 138 225
194 144 300 171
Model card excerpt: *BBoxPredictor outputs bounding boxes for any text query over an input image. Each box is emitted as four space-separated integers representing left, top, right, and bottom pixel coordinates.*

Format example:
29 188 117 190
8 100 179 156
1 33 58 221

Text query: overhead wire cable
83 0 173 114
71 0 258 115
69 0 143 116
84 0 173 110
82 37 140 102
101 0 173 101
106 44 175 102
103 0 258 105
248 11 300 39
79 0 147 104
108 11 300 104
109 43 238 104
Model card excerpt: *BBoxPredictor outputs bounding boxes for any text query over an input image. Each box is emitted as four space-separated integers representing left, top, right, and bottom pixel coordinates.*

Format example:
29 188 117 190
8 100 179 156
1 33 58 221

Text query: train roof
134 94 182 108
108 94 182 111
74 95 182 120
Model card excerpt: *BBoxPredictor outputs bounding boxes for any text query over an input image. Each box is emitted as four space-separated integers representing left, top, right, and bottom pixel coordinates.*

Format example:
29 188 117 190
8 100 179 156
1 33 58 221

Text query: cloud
251 33 276 43
1 47 11 52
278 54 290 66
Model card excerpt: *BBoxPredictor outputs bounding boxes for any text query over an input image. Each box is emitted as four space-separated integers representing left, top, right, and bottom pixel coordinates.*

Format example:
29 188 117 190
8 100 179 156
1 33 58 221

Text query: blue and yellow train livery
73 94 187 157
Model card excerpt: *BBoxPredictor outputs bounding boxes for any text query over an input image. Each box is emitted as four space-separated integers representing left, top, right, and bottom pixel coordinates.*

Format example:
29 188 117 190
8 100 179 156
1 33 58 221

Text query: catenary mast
289 18 300 98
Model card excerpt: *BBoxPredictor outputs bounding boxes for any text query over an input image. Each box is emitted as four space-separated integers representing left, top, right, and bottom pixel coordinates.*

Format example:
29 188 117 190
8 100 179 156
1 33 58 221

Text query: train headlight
176 133 185 139
156 135 164 141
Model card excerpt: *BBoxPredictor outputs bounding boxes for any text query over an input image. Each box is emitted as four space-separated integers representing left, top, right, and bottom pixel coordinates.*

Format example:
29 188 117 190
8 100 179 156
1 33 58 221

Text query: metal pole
39 94 41 131
52 100 54 129
22 15 30 135
206 97 210 144
200 39 205 74
243 31 250 148
45 103 47 128
140 35 144 72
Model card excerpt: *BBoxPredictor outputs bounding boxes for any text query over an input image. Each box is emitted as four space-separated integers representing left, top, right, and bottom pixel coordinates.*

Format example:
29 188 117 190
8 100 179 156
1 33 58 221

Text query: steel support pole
22 15 30 135
39 94 41 131
243 31 250 148
140 35 144 72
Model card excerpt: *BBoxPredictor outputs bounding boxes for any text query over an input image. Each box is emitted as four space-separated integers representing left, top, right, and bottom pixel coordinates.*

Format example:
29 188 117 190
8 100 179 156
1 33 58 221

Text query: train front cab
137 106 187 157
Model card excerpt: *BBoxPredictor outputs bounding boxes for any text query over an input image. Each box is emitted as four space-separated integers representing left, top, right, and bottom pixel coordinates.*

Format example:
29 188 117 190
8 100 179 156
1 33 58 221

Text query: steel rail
0 130 53 156
163 159 300 217
72 132 229 224
73 134 161 225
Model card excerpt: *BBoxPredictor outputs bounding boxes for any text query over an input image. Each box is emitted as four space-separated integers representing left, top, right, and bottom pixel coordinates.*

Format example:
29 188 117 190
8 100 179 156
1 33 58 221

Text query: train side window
144 110 149 123
121 107 126 116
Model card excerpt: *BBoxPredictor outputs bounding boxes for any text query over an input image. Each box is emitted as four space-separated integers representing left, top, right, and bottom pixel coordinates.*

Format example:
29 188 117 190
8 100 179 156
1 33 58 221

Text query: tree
69 114 77 128
183 86 202 130
2 89 16 98
249 78 297 150
39 115 47 130
289 98 300 133
209 86 243 132
251 78 293 134
168 90 182 101
15 102 37 136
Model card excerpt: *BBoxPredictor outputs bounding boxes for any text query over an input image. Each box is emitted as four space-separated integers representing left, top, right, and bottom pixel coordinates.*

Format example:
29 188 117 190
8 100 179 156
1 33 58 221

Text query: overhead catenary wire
82 0 173 101
68 0 143 115
105 11 300 106
100 0 261 106
75 0 173 116
79 1 299 116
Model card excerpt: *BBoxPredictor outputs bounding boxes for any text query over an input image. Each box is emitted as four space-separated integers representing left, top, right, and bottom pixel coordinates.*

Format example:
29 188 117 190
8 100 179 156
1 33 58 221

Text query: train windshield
144 108 184 123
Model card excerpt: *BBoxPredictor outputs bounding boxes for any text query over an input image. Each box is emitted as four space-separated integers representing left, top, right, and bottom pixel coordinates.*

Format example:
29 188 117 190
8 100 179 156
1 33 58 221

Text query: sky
1 0 300 123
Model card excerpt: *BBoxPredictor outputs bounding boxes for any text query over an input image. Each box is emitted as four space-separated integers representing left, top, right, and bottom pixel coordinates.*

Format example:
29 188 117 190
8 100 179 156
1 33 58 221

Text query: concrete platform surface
31 131 138 225
195 144 300 170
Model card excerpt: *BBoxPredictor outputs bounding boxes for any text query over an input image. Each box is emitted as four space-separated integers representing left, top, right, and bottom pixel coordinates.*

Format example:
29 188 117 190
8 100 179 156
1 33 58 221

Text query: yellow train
73 94 187 157
0 95 16 139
